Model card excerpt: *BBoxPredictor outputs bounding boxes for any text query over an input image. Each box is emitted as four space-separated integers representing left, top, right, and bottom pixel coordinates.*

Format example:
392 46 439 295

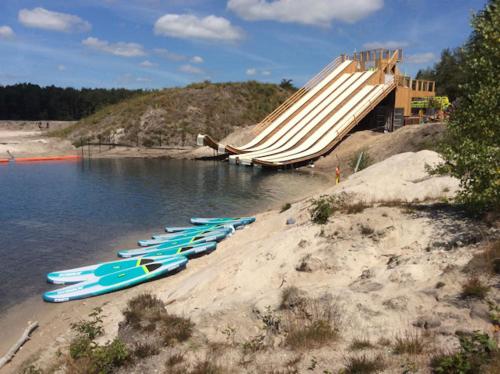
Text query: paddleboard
47 242 215 284
118 232 224 257
43 256 188 303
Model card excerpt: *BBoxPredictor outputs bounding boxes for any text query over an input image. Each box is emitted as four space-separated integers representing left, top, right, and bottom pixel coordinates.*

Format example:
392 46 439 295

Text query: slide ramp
253 80 396 167
197 58 355 154
232 70 376 165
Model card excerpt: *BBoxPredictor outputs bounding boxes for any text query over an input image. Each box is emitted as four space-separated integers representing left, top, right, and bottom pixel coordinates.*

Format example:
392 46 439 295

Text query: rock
387 255 402 269
360 269 374 279
286 218 296 225
469 301 490 322
382 296 409 311
349 280 384 293
413 315 441 329
295 254 323 272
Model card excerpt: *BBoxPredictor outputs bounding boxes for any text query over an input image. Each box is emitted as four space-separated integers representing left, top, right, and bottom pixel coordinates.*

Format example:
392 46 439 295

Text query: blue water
0 158 327 311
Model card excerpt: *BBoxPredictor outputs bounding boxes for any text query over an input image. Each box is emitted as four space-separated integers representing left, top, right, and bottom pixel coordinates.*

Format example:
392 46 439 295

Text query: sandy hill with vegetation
53 81 294 148
11 150 499 374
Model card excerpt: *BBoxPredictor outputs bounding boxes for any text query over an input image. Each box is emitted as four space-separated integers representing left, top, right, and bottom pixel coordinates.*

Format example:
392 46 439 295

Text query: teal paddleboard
47 242 216 285
43 256 188 303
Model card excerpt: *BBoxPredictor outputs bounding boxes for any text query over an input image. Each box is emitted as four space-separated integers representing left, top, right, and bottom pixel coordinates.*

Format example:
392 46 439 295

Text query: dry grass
349 338 375 351
461 277 490 299
393 330 424 355
121 293 194 346
343 354 386 373
281 289 342 350
133 342 160 358
360 224 375 236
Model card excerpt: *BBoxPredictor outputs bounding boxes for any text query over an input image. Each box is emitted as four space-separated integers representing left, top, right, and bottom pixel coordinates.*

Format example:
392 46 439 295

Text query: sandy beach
1 149 498 373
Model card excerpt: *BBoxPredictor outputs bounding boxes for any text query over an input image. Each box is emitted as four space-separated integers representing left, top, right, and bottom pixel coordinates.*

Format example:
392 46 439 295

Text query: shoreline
0 173 330 372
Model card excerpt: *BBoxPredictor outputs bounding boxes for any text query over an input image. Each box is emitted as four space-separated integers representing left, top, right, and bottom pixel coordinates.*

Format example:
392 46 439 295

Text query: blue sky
0 0 486 89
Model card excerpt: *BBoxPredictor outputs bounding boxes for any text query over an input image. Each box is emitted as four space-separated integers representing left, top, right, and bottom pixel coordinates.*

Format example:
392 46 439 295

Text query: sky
0 0 487 89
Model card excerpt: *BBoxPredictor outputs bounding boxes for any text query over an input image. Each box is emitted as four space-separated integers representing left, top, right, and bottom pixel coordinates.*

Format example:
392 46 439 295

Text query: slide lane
234 71 375 165
254 82 396 167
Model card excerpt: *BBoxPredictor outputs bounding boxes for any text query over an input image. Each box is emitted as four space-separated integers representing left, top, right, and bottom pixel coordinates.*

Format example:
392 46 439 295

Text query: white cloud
140 60 157 68
179 64 204 75
405 52 436 64
190 56 204 64
57 64 66 71
227 0 383 26
154 14 244 42
82 37 145 57
117 73 152 85
18 7 91 32
246 68 271 76
362 40 408 50
0 25 15 39
153 48 187 62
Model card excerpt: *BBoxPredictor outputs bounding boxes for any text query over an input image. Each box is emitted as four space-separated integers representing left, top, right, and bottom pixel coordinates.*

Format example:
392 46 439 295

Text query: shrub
280 203 292 213
461 277 490 299
393 330 424 355
430 331 498 373
190 360 225 374
67 309 130 374
310 195 335 224
429 0 500 213
343 354 386 373
122 293 194 345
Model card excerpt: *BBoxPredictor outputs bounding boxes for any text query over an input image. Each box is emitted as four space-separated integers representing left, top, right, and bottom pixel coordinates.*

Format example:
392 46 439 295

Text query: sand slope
4 151 499 373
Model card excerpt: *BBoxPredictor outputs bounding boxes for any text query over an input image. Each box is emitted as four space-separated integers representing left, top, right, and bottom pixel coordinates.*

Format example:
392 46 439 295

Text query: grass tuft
393 330 424 355
349 338 374 351
343 354 386 373
461 277 490 300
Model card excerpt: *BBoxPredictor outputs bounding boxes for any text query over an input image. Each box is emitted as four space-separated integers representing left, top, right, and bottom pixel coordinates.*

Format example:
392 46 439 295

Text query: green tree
279 79 296 91
437 0 500 213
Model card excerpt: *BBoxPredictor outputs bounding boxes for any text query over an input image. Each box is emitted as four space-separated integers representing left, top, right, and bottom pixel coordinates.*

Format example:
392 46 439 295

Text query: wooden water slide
197 50 400 168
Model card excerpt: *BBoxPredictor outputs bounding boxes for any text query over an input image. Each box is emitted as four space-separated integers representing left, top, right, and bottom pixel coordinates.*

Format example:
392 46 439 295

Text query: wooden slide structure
197 49 433 168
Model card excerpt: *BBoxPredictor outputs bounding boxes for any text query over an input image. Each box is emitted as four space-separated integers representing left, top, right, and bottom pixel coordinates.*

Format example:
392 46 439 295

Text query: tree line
0 83 142 121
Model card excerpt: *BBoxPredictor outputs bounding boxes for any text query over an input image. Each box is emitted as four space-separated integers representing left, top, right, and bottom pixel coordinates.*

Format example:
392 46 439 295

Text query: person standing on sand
46 122 50 130
38 121 42 131
336 166 340 184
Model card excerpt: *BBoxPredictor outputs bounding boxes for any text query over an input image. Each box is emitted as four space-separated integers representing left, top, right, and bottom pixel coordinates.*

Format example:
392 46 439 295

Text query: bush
430 0 500 213
67 309 130 374
430 331 498 373
310 195 335 224
122 293 194 346
343 354 386 373
461 277 490 299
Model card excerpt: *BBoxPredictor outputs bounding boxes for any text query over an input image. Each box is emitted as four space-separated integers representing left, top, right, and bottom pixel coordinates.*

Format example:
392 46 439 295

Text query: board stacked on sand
43 256 188 303
43 216 255 302
47 242 217 285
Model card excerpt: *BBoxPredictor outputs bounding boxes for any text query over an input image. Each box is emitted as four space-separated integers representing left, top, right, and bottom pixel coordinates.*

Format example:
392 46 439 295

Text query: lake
0 158 328 311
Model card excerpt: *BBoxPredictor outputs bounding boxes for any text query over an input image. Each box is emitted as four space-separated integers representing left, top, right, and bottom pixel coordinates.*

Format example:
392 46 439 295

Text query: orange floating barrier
0 158 9 163
14 155 81 162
